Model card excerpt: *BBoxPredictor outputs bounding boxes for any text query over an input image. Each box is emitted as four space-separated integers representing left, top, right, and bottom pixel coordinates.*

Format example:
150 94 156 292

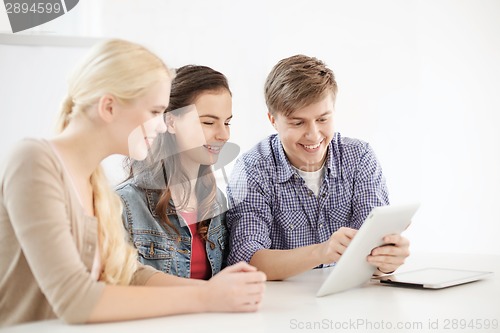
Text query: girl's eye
202 122 214 125
151 110 162 116
224 122 231 126
291 122 303 126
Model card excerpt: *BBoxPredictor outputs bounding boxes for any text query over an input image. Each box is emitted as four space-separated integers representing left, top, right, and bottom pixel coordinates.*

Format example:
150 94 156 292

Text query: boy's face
268 94 335 172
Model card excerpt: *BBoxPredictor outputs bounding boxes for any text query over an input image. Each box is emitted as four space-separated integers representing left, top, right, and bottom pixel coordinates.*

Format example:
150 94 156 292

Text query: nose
304 122 320 140
215 123 230 141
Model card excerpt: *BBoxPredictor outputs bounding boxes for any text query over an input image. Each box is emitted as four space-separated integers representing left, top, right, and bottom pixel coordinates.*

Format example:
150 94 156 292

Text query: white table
3 253 499 333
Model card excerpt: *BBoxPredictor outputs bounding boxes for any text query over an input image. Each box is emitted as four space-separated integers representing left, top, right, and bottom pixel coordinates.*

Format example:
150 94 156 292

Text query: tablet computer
316 203 420 297
371 268 493 289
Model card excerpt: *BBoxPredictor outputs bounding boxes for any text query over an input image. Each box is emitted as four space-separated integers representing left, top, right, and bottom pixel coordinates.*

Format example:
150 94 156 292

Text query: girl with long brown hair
117 65 234 279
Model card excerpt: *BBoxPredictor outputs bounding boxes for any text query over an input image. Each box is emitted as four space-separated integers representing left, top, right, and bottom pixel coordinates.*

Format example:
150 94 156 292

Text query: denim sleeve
226 158 273 265
351 143 390 229
115 187 133 242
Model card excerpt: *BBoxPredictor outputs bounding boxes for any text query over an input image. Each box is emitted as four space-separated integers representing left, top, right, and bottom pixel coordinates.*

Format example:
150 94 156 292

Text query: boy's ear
97 94 116 123
268 112 277 129
165 113 176 134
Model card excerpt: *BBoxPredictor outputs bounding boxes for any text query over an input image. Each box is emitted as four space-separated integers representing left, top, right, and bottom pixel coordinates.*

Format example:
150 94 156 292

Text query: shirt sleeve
226 158 273 264
350 142 390 229
130 262 161 285
2 140 105 324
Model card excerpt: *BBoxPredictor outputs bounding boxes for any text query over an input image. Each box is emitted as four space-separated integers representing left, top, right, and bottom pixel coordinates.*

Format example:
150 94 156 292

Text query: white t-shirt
292 165 325 196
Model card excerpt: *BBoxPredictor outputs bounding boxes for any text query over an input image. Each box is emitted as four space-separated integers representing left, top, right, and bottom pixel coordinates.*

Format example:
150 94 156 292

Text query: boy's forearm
249 245 324 281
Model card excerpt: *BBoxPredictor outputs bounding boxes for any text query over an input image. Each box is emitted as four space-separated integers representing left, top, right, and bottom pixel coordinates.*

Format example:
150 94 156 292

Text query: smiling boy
226 55 409 280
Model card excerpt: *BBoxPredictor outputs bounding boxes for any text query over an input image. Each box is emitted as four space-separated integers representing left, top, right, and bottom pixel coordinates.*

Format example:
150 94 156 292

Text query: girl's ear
165 113 176 134
97 94 116 123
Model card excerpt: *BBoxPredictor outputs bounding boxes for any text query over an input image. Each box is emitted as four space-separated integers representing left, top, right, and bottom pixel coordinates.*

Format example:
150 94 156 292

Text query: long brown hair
57 39 172 285
127 65 231 246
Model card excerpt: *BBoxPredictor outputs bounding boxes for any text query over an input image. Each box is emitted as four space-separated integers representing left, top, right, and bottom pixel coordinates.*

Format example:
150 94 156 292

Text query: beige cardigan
0 139 158 327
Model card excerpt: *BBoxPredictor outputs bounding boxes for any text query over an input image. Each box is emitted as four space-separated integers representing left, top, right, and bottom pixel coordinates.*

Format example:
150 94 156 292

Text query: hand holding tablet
316 203 420 297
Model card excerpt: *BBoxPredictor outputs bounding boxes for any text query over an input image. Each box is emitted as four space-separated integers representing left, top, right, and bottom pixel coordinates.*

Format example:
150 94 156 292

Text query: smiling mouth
203 144 222 154
299 139 324 151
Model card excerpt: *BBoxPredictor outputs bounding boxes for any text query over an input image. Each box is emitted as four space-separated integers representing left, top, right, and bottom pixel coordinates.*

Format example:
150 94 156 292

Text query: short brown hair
264 54 337 116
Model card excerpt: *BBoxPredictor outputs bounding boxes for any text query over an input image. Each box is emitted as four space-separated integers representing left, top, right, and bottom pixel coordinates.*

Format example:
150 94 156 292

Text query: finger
376 264 398 275
372 244 397 256
334 232 353 250
373 243 410 257
367 254 406 267
233 271 267 284
325 238 346 258
368 261 399 274
223 261 258 273
228 293 263 312
237 301 261 313
242 292 264 306
334 232 354 248
372 246 408 258
339 227 357 239
383 234 409 246
244 281 266 295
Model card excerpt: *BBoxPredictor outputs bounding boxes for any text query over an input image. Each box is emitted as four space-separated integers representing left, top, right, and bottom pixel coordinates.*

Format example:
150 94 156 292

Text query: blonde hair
57 39 172 285
264 54 338 117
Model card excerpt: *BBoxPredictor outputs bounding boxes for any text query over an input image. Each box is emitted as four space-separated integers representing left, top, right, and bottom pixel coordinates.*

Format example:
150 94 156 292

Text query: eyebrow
199 114 233 121
289 111 332 120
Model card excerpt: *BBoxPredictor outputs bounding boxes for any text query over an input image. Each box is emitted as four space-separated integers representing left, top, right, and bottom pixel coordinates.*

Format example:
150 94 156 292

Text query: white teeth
205 145 221 151
303 142 321 149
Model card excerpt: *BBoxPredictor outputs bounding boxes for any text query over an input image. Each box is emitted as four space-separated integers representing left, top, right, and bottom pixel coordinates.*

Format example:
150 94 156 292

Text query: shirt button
319 223 323 228
322 193 326 198
309 191 314 196
290 224 294 230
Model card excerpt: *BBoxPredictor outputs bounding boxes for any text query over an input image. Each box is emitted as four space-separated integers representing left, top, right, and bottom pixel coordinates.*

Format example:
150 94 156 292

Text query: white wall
1 0 499 255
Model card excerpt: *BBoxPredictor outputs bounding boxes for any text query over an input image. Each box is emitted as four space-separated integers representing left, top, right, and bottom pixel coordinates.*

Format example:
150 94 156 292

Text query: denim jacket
116 181 228 278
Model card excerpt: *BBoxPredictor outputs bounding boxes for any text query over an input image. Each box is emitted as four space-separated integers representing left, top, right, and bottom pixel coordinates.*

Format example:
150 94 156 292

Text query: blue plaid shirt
226 133 389 265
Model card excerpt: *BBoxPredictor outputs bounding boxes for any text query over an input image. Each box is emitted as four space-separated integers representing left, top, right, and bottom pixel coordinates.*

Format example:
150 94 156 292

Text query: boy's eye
202 122 214 125
224 122 231 126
